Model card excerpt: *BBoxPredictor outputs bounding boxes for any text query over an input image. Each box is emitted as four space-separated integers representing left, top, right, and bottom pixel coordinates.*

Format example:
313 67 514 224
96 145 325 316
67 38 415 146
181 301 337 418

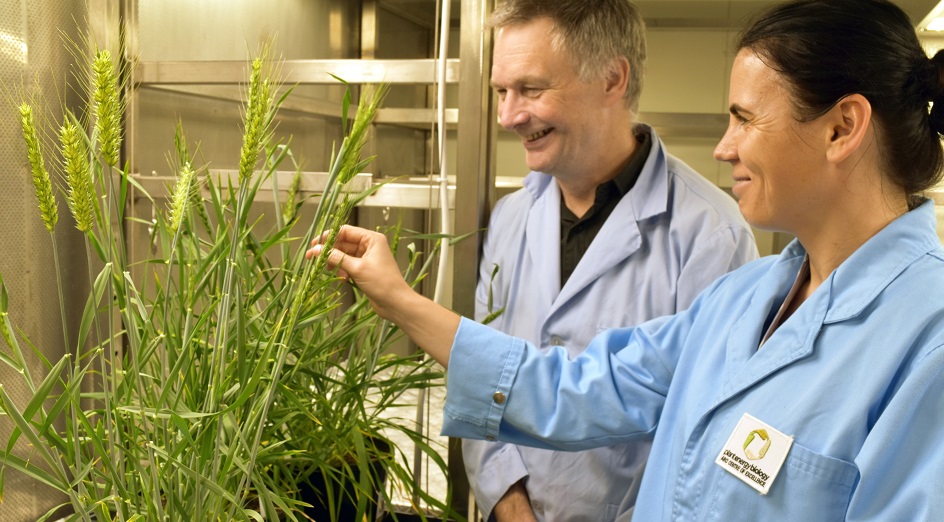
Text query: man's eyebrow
490 76 546 90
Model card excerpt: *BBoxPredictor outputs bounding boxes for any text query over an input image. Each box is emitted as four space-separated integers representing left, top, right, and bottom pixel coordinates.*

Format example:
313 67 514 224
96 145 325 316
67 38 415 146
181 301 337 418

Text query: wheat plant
0 37 455 522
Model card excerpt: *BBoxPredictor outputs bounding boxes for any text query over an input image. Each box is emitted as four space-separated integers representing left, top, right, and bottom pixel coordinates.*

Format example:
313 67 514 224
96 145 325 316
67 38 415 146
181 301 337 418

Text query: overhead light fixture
918 0 944 32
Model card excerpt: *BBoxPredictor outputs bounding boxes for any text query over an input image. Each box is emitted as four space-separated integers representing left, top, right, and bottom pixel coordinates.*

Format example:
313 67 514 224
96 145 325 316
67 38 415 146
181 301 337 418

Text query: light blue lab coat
463 126 758 520
447 200 944 521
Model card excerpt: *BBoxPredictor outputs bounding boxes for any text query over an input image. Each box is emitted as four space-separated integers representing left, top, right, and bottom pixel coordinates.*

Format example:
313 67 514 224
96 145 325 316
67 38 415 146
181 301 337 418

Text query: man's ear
824 93 872 164
603 57 631 104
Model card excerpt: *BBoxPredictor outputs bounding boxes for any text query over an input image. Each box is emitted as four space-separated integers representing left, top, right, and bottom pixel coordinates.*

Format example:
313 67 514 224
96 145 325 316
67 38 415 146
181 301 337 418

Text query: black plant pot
299 437 391 522
299 459 387 521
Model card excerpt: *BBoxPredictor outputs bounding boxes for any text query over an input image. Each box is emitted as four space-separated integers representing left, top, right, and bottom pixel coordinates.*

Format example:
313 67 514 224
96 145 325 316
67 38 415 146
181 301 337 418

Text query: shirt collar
612 128 652 196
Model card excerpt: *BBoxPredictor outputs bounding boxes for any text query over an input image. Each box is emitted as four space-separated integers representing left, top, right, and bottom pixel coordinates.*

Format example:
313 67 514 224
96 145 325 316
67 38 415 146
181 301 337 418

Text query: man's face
491 18 611 180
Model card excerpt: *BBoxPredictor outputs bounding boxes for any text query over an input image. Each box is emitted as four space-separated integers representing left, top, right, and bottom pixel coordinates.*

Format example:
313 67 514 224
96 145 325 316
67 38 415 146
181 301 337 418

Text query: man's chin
524 156 552 174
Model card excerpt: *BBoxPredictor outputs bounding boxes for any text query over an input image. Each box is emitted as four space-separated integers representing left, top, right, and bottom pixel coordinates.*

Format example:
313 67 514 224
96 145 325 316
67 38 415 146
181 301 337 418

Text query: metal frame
450 1 496 517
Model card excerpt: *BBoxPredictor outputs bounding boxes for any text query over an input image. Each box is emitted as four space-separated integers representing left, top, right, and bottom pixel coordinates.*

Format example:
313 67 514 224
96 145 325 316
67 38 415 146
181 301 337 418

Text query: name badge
715 413 794 495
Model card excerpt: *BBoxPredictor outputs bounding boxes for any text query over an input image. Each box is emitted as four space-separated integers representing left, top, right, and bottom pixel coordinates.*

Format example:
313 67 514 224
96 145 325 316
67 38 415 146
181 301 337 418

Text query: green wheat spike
92 50 122 167
18 104 58 232
60 118 95 233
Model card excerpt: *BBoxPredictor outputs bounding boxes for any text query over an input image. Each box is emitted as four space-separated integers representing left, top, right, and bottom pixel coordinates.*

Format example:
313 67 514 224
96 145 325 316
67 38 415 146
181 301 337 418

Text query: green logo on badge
743 429 771 460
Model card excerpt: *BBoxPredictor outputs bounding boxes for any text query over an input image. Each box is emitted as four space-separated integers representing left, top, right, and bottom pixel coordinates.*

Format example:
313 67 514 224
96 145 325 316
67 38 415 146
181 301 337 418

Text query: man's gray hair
488 0 647 114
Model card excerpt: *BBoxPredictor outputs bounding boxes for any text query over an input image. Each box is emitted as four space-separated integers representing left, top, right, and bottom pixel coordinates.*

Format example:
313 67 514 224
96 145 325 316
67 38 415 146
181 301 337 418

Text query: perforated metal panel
0 0 88 520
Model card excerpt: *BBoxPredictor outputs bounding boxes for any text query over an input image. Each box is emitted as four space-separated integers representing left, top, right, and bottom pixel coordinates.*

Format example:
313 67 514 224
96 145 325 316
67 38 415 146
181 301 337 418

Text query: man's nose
498 93 528 130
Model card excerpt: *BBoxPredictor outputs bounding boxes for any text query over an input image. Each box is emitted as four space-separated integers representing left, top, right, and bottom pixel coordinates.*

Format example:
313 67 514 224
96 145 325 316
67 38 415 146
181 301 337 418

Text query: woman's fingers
324 248 351 276
306 226 359 259
305 225 387 279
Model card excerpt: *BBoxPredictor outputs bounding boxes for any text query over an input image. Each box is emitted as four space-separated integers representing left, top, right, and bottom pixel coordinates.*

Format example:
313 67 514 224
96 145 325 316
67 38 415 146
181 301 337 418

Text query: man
463 1 758 520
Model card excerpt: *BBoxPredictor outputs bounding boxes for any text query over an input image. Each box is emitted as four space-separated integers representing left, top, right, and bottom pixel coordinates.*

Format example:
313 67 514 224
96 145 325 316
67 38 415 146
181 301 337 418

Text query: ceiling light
918 0 944 32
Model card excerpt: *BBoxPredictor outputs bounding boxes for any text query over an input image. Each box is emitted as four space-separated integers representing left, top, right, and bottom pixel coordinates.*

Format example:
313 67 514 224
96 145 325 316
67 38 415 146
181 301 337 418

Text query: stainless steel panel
0 1 88 520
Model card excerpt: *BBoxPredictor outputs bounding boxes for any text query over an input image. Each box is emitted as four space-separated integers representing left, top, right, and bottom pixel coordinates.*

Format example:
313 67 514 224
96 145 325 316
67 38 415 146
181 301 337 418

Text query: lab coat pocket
773 442 858 516
708 440 858 520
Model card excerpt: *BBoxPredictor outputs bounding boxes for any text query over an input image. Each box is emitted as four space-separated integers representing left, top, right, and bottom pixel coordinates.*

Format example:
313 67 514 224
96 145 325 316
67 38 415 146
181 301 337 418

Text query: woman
308 0 944 518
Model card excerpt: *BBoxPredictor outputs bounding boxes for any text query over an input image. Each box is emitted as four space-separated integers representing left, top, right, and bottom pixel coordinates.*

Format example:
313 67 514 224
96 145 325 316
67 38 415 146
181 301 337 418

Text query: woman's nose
714 130 736 162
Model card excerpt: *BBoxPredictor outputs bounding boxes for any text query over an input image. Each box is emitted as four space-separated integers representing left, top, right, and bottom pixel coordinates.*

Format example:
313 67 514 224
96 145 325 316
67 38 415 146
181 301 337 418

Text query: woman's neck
799 189 909 293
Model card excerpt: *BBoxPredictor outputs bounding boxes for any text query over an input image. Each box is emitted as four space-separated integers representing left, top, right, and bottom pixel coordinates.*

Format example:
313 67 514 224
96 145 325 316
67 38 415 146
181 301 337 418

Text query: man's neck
558 132 640 217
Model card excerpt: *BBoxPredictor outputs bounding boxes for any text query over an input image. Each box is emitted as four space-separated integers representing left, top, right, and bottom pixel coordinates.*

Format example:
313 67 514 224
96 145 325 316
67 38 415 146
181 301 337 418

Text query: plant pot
298 458 387 521
295 437 391 521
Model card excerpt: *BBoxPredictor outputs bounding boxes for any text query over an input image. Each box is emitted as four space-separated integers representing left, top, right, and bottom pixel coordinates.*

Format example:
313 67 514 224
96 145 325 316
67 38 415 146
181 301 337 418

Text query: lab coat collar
764 199 941 325
717 200 940 401
720 247 814 400
520 126 672 311
627 124 671 222
523 175 564 300
821 198 940 324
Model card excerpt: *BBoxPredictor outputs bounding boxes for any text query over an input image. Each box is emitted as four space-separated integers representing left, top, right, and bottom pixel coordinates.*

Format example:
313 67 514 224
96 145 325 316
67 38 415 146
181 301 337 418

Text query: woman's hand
306 225 410 321
306 224 461 368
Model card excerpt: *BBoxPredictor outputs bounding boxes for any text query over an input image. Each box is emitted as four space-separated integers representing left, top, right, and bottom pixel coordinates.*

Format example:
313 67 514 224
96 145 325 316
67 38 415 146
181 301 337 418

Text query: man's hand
493 480 538 522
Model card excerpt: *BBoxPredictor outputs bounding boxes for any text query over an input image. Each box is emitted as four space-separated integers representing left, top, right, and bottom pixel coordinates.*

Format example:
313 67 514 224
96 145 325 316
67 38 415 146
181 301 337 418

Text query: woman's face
714 50 828 233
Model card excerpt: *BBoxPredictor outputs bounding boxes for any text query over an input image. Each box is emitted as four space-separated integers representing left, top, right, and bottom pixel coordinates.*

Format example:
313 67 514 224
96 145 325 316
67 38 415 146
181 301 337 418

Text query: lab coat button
485 435 495 441
492 391 506 404
550 335 564 346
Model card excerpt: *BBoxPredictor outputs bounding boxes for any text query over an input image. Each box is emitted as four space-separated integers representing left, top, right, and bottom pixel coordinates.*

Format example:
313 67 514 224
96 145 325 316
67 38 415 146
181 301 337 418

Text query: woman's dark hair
738 0 944 197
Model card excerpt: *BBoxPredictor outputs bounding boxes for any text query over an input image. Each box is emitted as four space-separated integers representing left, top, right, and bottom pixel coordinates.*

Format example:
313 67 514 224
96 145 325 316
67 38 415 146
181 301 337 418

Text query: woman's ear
824 93 872 164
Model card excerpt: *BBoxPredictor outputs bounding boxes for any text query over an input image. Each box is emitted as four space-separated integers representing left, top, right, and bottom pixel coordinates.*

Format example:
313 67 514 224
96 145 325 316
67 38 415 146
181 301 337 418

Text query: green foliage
0 39 456 522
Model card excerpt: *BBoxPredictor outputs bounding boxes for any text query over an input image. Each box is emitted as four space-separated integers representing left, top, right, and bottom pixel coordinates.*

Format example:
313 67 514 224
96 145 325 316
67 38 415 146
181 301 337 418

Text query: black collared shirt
560 129 652 287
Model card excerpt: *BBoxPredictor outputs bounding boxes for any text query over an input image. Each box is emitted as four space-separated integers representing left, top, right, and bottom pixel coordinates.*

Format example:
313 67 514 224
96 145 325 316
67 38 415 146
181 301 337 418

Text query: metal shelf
130 172 466 209
135 59 460 85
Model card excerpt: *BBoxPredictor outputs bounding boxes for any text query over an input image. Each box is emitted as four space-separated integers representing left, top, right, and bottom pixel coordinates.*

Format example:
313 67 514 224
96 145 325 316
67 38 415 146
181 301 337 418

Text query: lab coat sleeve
846 344 944 520
676 222 758 310
443 303 697 451
463 203 531 519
